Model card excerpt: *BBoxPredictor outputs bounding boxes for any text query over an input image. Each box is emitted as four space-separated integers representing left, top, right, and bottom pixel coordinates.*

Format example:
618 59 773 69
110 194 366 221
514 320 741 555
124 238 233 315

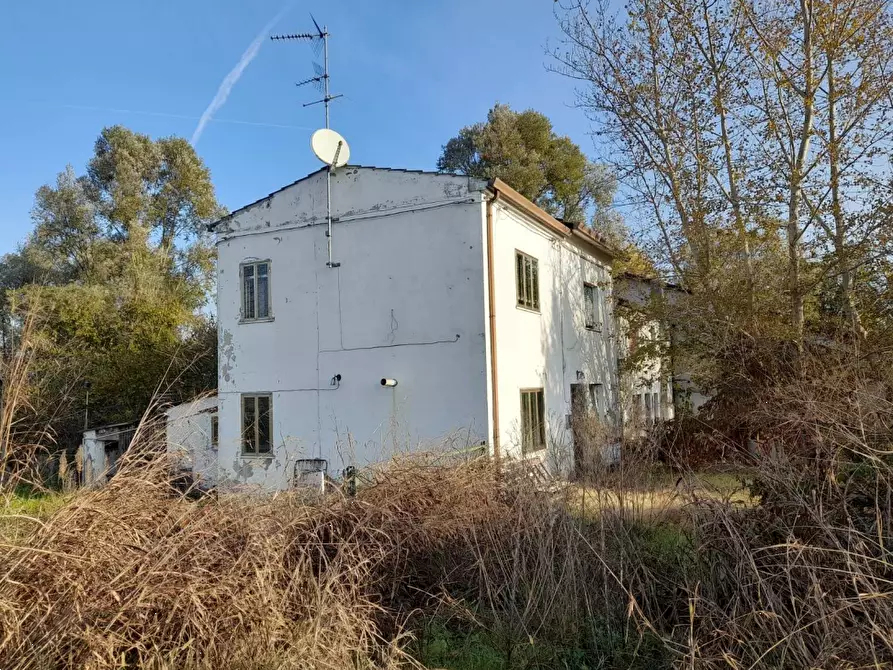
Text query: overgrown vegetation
0 126 220 456
1 340 890 668
2 1 893 667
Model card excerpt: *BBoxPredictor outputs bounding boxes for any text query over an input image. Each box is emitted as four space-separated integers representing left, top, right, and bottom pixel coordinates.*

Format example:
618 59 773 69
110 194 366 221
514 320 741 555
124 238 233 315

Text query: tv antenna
270 15 342 129
272 16 348 269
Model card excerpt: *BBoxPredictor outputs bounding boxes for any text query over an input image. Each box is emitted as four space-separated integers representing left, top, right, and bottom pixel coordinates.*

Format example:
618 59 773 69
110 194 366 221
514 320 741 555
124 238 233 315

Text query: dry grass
0 426 514 670
0 346 890 668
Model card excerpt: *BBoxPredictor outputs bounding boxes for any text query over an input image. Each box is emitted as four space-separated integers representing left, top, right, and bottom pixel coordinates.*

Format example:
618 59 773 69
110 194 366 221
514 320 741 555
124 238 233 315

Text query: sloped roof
208 167 616 259
208 165 459 230
487 178 615 258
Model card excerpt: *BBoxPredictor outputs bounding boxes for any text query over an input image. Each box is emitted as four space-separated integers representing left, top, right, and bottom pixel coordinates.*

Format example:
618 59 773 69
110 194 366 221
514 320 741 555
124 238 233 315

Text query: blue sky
0 0 601 255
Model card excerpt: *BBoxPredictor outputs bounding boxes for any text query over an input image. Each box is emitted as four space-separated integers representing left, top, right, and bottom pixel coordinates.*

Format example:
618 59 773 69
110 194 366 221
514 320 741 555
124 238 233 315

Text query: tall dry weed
1 341 891 669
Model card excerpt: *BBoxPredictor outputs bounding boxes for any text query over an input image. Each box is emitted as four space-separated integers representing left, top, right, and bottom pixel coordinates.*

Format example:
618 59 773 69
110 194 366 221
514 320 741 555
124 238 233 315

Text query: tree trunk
826 52 866 339
788 0 816 345
702 0 756 328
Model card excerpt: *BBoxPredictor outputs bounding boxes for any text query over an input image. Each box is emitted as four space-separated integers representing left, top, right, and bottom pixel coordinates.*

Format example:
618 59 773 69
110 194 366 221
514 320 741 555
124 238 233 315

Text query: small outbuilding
166 395 219 489
81 421 138 486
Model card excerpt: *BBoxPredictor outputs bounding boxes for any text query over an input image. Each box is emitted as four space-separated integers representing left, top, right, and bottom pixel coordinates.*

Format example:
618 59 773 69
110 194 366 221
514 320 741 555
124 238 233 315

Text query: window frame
520 388 546 455
583 282 602 331
241 393 273 456
588 383 605 420
240 260 273 323
210 414 219 449
515 251 540 312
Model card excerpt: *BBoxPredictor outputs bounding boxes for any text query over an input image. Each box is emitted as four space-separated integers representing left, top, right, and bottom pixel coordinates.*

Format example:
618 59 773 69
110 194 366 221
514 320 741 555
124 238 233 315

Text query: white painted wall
615 275 707 423
214 167 622 489
82 430 104 486
80 423 137 486
215 168 490 490
166 396 218 487
490 201 618 473
616 317 675 431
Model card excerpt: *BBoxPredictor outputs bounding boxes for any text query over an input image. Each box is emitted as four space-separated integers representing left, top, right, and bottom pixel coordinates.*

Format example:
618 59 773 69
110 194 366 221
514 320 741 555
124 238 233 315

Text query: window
515 251 540 311
589 383 605 420
241 261 271 321
652 392 661 422
520 388 546 454
241 394 272 455
584 283 602 330
210 414 219 448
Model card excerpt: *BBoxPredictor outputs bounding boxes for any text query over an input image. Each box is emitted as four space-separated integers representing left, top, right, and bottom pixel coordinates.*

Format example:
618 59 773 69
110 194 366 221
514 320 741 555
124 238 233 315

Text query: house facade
209 166 618 490
615 273 709 424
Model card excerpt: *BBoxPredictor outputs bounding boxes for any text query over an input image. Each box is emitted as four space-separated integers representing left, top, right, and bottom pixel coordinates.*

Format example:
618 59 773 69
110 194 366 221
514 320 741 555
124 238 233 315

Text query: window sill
239 452 274 459
239 316 275 324
585 325 603 333
516 304 541 315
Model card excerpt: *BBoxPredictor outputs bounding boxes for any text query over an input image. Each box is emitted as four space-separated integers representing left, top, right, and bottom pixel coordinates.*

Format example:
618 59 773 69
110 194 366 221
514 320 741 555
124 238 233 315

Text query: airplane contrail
191 5 291 146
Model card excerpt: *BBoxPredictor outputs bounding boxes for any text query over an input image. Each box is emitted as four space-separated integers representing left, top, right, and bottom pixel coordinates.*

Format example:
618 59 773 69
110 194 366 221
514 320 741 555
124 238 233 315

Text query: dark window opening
242 394 272 454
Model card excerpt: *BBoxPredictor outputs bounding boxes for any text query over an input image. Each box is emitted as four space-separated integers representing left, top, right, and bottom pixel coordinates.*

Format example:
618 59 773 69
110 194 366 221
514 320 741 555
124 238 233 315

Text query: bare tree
554 0 893 342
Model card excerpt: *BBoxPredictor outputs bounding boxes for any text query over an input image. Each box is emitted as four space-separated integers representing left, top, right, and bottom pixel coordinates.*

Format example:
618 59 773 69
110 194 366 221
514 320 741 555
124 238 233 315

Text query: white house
614 273 676 432
165 395 219 488
209 166 619 490
615 273 709 422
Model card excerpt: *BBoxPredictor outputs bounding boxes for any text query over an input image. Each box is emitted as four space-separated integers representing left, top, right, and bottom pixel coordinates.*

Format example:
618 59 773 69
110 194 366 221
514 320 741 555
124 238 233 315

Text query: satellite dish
311 128 350 167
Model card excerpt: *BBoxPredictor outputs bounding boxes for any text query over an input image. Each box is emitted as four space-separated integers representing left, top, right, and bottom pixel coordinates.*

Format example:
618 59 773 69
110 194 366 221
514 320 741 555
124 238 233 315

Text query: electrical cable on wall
218 373 342 395
320 334 460 354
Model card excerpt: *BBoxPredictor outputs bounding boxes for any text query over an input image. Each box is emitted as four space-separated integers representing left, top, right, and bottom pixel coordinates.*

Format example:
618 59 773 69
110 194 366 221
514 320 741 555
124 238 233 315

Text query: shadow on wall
537 239 617 476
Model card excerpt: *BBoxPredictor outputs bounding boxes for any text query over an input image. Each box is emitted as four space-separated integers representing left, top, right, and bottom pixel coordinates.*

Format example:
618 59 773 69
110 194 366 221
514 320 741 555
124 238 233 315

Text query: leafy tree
554 0 893 345
437 104 617 224
1 126 222 449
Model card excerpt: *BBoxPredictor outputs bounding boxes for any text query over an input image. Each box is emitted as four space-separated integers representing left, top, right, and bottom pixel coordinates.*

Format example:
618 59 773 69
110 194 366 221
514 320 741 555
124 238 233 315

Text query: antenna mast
271 16 346 270
270 15 343 128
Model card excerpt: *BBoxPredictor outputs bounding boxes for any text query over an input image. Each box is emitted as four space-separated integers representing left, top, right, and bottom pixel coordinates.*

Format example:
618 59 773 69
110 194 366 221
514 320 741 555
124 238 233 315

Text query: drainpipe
486 193 501 464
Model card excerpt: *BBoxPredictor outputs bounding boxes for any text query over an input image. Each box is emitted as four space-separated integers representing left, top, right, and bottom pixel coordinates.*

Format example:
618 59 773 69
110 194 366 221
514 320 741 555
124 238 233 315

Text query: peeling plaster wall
491 202 618 474
166 396 218 487
216 168 489 490
82 430 105 487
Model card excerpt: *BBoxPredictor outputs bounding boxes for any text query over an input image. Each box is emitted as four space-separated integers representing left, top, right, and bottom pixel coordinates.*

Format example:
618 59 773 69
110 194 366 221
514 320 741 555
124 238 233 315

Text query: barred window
242 394 272 455
516 251 540 311
520 389 546 454
241 261 271 321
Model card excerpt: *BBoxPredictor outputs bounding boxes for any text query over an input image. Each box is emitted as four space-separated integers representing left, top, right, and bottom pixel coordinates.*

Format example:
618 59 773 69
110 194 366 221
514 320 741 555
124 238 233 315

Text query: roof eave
486 178 615 259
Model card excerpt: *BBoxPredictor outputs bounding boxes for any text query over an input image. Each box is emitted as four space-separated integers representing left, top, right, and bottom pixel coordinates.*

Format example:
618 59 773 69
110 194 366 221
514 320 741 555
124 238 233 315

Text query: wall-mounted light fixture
380 378 398 387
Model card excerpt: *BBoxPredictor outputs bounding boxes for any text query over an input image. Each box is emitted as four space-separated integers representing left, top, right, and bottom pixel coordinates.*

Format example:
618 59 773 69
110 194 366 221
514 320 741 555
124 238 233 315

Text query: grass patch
413 618 670 669
569 466 753 523
1 486 68 543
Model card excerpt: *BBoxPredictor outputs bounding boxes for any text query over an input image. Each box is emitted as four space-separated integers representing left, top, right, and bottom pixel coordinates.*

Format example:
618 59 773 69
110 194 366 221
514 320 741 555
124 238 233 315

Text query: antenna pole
326 140 343 268
327 167 334 265
323 26 330 129
271 17 343 268
322 26 334 266
270 18 341 127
